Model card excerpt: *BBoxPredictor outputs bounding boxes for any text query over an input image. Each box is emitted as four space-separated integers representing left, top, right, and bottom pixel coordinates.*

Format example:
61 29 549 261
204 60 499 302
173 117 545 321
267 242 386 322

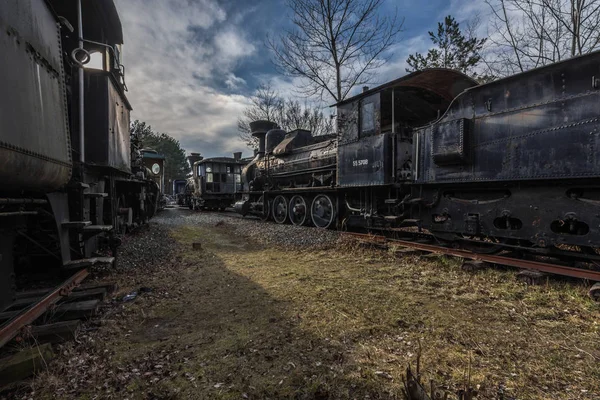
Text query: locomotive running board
342 232 600 282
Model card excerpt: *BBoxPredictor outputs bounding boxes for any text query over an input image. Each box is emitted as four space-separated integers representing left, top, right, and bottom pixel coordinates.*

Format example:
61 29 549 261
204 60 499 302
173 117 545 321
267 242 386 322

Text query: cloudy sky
113 0 488 158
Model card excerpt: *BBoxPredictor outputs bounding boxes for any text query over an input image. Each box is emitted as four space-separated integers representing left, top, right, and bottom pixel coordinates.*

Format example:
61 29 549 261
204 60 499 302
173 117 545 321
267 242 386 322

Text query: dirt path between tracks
7 209 600 399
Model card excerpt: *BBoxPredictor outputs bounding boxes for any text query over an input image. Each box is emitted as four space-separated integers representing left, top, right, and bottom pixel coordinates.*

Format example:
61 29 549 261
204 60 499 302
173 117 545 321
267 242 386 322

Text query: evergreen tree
406 16 487 78
130 120 191 184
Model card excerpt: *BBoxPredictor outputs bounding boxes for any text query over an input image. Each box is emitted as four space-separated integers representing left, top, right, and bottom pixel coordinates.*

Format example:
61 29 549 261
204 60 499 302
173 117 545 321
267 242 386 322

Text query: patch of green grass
27 221 600 399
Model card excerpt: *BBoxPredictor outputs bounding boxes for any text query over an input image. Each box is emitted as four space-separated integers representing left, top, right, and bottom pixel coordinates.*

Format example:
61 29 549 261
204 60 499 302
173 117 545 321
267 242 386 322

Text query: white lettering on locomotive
352 159 369 167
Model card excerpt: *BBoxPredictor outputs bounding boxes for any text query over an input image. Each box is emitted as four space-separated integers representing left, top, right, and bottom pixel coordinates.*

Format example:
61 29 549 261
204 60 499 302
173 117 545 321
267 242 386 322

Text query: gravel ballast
156 207 340 249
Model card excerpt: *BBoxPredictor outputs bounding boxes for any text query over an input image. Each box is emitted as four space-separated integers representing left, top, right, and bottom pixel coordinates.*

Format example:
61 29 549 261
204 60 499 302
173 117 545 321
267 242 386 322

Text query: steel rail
0 269 89 348
342 232 600 281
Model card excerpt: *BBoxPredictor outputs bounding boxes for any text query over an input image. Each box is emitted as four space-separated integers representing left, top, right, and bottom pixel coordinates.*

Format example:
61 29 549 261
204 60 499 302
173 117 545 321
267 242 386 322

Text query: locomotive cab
335 69 477 228
190 154 246 211
336 69 478 188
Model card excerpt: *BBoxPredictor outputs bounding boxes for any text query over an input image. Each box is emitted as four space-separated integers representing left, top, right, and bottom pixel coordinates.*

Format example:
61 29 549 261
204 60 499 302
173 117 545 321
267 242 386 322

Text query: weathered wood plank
61 287 107 303
73 283 117 294
0 343 54 386
29 320 81 344
47 300 99 321
14 288 50 300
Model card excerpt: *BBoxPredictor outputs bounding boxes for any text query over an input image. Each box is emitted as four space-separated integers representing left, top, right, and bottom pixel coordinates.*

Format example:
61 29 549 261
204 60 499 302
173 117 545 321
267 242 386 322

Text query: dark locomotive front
189 153 246 211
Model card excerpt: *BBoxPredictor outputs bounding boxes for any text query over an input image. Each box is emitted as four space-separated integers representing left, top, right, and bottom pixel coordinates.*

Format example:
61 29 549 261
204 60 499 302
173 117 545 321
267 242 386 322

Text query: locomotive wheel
258 196 271 221
311 194 335 229
272 195 288 224
589 282 600 301
288 195 308 226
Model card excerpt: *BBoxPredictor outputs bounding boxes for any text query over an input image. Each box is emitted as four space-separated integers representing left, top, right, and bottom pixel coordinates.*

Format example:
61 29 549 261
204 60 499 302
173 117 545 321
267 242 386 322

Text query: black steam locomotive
0 0 158 310
187 152 247 211
236 51 600 270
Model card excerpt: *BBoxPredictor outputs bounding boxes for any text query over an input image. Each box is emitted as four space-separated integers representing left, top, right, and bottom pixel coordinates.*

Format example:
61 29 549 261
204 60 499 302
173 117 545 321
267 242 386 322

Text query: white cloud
225 73 247 89
114 0 257 157
214 29 256 61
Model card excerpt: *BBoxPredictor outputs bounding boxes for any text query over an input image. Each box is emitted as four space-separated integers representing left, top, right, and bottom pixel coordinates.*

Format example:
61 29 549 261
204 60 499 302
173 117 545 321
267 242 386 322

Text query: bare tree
238 83 334 149
237 84 283 148
278 99 334 137
485 0 600 76
267 0 404 103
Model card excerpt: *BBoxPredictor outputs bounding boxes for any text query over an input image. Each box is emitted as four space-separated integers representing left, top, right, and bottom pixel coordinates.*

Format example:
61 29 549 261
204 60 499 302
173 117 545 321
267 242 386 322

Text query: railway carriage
0 0 158 313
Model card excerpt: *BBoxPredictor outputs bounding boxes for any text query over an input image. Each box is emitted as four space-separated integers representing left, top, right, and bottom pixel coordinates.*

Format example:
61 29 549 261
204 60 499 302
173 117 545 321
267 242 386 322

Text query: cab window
361 102 375 134
359 93 380 138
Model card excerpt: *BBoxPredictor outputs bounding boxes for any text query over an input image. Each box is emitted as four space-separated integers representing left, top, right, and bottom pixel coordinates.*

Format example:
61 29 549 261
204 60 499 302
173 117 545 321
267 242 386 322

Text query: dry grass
18 221 600 399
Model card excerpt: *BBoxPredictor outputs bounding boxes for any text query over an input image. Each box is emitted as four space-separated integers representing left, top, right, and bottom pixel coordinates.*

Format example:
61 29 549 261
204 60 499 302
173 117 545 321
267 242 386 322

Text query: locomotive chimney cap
250 120 278 137
362 86 369 92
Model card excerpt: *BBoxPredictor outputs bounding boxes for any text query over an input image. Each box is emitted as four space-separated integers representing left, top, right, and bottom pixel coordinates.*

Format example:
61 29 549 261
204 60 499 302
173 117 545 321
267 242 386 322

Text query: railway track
341 231 600 299
0 270 89 348
0 267 117 354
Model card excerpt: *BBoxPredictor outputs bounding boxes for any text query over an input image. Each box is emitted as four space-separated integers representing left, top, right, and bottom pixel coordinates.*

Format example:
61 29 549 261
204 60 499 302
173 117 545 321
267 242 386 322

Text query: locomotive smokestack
233 152 242 160
187 152 203 167
250 120 278 157
362 86 369 93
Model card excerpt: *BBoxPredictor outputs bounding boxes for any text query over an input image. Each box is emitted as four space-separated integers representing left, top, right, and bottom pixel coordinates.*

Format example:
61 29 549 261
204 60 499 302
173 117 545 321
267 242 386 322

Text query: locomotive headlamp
152 163 160 175
206 167 212 173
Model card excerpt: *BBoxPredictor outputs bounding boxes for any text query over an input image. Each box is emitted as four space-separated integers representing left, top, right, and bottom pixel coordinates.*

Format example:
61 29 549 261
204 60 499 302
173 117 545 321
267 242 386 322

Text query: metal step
61 221 91 229
69 182 90 189
84 192 108 198
63 256 115 269
82 225 113 233
399 219 420 227
406 198 423 205
384 199 399 204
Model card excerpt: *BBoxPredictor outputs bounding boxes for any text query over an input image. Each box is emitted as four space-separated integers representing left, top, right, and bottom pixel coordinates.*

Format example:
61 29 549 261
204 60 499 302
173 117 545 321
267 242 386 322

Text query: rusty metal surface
335 69 478 107
49 0 124 44
342 232 600 281
84 70 132 173
0 0 72 192
415 51 600 184
0 269 89 348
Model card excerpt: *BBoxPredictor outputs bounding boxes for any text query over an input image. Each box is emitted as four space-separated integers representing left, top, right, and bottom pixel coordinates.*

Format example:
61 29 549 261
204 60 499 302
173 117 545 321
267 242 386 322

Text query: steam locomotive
0 0 158 311
187 152 247 211
236 51 600 266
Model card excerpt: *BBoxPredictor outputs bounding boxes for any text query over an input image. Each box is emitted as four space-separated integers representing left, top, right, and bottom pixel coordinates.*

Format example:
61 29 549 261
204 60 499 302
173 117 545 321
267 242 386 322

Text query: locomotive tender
0 0 158 310
237 51 600 265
